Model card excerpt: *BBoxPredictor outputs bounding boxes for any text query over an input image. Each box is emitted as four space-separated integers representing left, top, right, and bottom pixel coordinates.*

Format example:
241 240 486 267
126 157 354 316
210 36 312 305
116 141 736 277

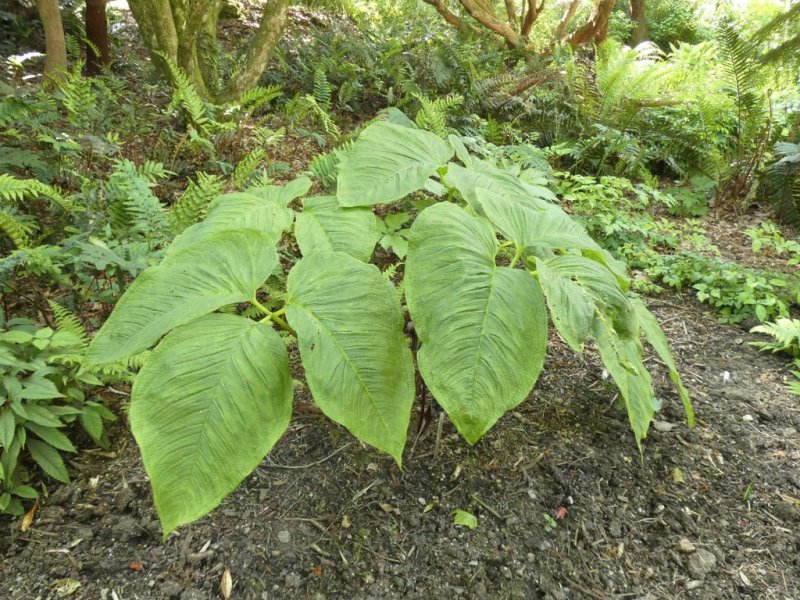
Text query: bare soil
1 293 798 600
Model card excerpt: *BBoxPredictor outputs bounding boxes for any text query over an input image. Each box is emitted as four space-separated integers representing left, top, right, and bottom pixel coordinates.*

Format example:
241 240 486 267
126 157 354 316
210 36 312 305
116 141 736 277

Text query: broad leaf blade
593 313 657 450
337 122 454 206
537 255 635 340
169 192 294 256
445 162 555 213
294 196 379 261
632 298 694 427
536 258 596 352
246 176 312 206
87 229 277 364
286 252 414 463
476 188 603 255
130 314 292 536
27 439 69 483
406 202 547 444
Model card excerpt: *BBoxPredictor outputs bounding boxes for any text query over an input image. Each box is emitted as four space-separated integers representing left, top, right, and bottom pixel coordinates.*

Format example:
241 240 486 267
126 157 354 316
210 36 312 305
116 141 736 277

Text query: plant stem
251 296 272 317
271 314 296 336
509 246 523 268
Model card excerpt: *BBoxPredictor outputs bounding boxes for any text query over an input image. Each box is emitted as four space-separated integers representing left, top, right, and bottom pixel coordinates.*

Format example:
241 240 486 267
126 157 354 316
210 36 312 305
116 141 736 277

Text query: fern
157 52 221 137
308 142 352 189
48 301 89 347
313 68 332 112
169 172 225 233
750 318 800 357
0 209 30 248
413 93 463 138
105 159 170 238
764 143 800 226
232 148 265 189
60 62 98 128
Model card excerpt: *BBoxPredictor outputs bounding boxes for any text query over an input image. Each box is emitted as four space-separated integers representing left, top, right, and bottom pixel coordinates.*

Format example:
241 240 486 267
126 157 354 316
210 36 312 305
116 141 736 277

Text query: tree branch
458 0 525 48
555 0 580 41
422 0 470 33
564 0 615 45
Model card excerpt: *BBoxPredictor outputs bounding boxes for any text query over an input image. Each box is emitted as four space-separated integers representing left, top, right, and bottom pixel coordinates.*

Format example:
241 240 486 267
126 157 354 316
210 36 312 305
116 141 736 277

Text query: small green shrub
0 308 117 515
86 119 693 536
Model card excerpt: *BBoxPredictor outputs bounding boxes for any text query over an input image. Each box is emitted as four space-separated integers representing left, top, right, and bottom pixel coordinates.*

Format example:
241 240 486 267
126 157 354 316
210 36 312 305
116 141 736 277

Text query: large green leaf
475 187 605 255
169 192 294 256
593 313 657 449
130 314 292 536
444 162 555 213
536 258 597 353
246 176 312 206
632 298 694 427
294 196 379 261
286 252 414 463
536 255 636 341
87 229 277 365
406 202 547 444
336 122 454 206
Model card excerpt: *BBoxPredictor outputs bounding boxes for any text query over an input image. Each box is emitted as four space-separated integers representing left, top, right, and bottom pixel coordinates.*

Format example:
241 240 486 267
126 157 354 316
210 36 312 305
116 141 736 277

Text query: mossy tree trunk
37 0 67 86
127 0 289 103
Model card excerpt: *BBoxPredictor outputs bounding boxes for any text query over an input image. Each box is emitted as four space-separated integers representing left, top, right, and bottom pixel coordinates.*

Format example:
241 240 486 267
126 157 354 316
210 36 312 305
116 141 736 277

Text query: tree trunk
218 0 288 103
85 0 111 74
127 0 288 103
565 0 616 45
37 0 67 85
628 0 649 45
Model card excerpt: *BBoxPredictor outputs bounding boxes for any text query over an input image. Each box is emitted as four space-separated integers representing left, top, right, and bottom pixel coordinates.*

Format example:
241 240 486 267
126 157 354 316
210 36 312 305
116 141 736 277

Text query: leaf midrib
290 301 392 436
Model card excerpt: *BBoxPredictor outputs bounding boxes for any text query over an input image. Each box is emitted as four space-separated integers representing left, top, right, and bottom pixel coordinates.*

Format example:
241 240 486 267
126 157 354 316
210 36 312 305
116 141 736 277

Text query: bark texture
628 0 649 45
37 0 67 85
422 0 621 51
85 0 111 74
127 0 289 103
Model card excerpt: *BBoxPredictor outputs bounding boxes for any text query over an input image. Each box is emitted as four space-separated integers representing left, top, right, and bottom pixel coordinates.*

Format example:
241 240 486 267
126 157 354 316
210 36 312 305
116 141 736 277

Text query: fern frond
169 172 225 232
156 51 219 136
0 209 30 248
749 318 800 357
414 93 463 137
232 148 265 189
48 301 88 347
0 173 28 203
313 68 332 112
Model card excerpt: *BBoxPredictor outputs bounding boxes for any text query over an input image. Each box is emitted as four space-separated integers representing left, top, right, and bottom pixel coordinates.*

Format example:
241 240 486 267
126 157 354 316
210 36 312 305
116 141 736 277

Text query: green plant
0 307 116 515
745 220 800 264
749 318 800 357
86 119 693 536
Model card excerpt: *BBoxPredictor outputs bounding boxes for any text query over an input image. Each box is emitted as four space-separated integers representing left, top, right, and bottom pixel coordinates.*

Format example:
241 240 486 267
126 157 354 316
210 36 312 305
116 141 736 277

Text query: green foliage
86 119 692 536
413 93 463 138
169 172 226 232
750 318 800 357
763 143 800 226
745 220 800 264
0 314 116 515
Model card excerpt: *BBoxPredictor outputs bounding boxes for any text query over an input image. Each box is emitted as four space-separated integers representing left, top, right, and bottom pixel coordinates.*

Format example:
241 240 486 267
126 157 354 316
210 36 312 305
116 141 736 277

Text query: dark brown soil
1 294 798 600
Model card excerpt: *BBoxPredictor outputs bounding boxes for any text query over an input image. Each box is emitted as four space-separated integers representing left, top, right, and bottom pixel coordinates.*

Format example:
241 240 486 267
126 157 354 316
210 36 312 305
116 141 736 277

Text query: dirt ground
1 293 798 600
